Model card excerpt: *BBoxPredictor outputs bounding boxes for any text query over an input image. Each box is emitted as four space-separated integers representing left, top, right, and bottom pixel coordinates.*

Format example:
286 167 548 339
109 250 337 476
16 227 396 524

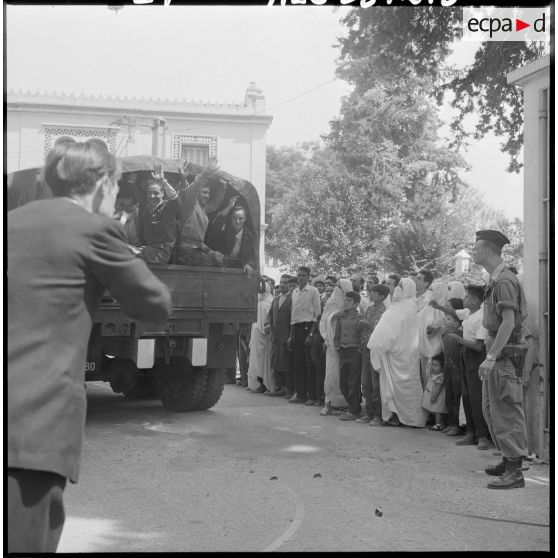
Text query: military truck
8 155 260 412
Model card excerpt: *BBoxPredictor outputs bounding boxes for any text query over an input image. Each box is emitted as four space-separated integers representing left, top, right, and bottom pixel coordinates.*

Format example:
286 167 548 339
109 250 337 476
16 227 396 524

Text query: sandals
429 424 444 431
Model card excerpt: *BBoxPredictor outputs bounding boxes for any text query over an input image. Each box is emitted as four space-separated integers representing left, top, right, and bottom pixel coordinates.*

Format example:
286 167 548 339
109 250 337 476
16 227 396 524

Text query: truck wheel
155 357 208 412
196 368 225 411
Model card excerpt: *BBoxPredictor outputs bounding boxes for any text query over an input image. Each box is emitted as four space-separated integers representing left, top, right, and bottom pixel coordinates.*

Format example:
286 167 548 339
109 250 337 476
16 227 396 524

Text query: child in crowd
333 291 368 421
422 354 447 430
428 297 464 434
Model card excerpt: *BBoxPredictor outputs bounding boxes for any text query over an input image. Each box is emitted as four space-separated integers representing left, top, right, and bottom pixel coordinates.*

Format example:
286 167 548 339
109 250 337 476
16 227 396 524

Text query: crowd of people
233 232 539 491
7 137 540 554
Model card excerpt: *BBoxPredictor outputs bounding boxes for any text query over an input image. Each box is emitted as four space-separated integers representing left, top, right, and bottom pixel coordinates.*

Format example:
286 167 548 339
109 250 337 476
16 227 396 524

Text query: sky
5 4 524 218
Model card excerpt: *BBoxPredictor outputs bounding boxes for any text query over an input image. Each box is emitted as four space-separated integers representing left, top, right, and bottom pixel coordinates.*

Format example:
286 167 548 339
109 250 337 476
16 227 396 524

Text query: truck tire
196 368 225 411
155 357 208 412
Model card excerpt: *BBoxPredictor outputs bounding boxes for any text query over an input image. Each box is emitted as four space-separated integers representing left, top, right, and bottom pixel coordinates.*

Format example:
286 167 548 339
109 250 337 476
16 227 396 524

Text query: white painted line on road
525 478 549 486
263 485 305 552
532 476 549 483
284 444 320 453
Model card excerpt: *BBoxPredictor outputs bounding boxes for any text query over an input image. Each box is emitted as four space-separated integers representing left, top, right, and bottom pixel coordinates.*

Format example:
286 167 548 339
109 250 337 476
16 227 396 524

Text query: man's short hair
298 266 311 276
388 273 401 286
325 275 338 284
280 274 291 281
371 284 390 299
345 291 361 305
366 275 380 285
465 285 485 302
231 205 246 216
418 269 434 286
447 297 464 310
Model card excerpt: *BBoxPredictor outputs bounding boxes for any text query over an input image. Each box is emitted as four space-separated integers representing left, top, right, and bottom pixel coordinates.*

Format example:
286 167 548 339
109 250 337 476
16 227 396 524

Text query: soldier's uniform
477 230 529 489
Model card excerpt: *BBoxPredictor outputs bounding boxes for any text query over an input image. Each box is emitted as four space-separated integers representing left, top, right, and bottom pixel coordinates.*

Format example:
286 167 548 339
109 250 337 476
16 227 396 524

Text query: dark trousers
339 347 362 416
8 468 67 553
443 364 462 427
361 347 381 418
292 322 316 401
285 351 295 395
311 331 326 401
460 346 490 439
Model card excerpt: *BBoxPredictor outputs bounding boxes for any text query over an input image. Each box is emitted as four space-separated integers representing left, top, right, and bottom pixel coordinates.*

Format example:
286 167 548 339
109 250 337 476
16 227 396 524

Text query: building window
43 124 119 157
181 144 210 167
172 134 217 162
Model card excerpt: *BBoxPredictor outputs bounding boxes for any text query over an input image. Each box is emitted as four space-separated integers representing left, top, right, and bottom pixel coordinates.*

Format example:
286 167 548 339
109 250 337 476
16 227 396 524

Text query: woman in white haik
319 278 353 416
417 280 448 389
368 277 427 427
247 280 275 393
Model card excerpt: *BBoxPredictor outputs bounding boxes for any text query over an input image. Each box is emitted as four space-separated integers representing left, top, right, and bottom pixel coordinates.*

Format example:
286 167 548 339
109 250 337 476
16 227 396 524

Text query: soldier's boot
487 458 525 489
485 457 507 476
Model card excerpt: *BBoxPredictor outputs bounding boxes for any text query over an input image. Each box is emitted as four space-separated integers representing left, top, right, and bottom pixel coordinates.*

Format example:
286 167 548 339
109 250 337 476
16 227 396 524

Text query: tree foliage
336 6 548 171
265 6 532 275
444 42 548 172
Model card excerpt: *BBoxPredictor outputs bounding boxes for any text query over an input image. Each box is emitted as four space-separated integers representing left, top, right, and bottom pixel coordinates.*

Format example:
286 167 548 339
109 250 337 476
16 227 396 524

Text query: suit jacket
8 198 172 482
266 293 292 372
206 214 259 269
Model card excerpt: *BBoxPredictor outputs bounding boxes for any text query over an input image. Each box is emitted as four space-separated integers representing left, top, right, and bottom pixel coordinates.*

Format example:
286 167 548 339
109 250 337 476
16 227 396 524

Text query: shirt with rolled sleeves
290 284 321 325
482 263 527 337
8 198 172 483
457 306 487 343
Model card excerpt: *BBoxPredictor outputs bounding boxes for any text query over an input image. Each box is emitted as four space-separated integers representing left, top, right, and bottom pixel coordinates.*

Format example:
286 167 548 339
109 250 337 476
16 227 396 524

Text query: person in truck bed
136 165 181 264
204 198 258 276
174 157 226 267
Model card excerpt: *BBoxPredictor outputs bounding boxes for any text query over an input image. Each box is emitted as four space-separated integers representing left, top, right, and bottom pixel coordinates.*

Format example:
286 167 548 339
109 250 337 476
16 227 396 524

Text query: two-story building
6 83 273 265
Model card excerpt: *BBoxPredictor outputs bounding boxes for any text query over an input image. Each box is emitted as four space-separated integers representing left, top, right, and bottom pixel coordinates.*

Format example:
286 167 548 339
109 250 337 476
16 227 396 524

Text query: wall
507 55 550 460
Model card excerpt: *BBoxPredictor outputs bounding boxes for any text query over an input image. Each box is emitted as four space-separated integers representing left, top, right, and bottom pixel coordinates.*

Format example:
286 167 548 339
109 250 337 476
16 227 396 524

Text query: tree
266 154 382 274
336 6 548 171
265 7 531 274
445 42 548 172
265 142 322 247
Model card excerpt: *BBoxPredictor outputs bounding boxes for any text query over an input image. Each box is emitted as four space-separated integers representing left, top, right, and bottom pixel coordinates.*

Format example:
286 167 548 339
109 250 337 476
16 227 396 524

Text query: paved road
58 381 550 552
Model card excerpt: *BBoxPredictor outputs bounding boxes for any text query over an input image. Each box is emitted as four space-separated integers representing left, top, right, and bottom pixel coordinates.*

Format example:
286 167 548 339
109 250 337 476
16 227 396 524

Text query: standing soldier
473 230 529 489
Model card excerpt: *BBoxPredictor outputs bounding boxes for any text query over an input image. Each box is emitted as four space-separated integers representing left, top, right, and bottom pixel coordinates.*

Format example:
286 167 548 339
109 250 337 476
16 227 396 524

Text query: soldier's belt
496 343 528 378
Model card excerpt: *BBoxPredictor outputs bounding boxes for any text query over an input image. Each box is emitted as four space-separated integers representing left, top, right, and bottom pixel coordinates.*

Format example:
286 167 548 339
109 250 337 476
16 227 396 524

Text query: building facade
6 83 273 266
507 55 550 460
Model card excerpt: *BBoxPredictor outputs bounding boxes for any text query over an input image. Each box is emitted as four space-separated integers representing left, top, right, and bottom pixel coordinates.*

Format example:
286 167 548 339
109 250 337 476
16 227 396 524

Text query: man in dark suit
206 204 258 275
7 140 172 552
264 274 293 396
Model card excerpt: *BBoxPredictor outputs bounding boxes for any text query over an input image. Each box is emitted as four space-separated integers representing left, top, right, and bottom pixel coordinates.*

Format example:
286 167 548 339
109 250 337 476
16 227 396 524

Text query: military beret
312 275 326 286
475 230 510 250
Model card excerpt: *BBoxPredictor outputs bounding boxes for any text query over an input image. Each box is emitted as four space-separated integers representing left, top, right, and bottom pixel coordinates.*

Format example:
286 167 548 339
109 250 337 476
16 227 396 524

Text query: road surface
58 382 550 552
